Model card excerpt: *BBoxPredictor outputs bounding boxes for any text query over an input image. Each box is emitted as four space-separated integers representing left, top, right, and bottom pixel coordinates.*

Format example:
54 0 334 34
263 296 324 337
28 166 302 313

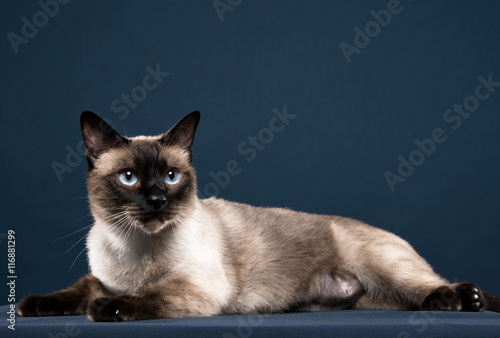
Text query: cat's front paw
422 283 486 312
18 294 84 317
87 297 138 322
18 295 50 317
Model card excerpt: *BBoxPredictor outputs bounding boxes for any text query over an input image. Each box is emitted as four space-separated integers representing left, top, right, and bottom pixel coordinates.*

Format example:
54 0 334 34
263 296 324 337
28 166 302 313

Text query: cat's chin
140 219 169 234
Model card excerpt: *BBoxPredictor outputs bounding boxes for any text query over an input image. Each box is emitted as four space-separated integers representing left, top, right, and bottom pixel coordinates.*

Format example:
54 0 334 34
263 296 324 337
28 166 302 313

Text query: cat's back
199 196 375 235
199 196 402 273
200 196 337 237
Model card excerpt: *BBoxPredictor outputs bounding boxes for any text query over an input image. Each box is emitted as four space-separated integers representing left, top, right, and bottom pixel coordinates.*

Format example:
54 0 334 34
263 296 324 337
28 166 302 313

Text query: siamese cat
18 110 500 321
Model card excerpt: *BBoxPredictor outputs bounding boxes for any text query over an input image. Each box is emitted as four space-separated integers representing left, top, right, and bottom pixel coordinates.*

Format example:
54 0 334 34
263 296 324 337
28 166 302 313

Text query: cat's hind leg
18 274 110 317
333 220 498 312
332 219 448 311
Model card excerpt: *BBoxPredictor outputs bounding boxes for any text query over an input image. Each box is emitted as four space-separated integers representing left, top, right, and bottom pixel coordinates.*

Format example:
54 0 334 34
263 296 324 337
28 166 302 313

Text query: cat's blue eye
165 169 181 185
118 171 138 186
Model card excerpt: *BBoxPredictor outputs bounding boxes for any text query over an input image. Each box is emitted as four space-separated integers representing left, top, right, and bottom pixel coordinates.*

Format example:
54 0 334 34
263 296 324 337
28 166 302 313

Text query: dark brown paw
18 295 49 317
455 283 486 311
422 283 486 312
18 294 84 317
87 297 138 322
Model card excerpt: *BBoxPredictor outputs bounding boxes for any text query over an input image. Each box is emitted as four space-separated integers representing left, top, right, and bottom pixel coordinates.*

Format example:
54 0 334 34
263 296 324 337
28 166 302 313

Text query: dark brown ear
80 111 128 167
160 111 200 162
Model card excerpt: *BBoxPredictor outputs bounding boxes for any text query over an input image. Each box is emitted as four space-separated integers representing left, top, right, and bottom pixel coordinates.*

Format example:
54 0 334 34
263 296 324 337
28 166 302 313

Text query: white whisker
69 196 89 202
69 247 87 271
54 224 92 242
64 233 88 254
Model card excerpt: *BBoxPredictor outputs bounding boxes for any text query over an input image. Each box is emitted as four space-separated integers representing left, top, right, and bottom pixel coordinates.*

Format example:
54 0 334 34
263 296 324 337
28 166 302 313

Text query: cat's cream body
17 110 500 321
88 193 445 315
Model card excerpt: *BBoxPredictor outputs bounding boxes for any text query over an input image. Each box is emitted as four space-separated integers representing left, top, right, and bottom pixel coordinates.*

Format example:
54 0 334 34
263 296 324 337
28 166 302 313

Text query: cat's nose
147 194 167 209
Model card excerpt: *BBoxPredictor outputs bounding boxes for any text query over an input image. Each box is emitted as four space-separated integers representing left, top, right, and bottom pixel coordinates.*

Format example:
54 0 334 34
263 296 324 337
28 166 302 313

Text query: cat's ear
80 111 128 167
160 111 200 162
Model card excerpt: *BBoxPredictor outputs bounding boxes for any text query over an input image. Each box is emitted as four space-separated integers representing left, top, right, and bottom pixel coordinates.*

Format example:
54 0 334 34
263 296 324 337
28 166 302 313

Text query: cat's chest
87 228 170 293
86 221 228 295
105 255 159 293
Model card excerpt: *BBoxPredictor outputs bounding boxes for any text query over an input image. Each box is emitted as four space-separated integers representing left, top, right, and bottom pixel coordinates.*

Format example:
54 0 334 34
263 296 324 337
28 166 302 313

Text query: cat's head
80 111 200 234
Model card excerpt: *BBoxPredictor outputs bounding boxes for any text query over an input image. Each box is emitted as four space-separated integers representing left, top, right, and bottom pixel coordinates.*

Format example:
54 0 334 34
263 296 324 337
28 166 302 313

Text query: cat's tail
483 291 500 312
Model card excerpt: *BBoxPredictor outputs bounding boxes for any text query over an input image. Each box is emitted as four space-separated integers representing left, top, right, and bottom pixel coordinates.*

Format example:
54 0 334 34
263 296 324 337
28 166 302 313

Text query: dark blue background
1 0 499 301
